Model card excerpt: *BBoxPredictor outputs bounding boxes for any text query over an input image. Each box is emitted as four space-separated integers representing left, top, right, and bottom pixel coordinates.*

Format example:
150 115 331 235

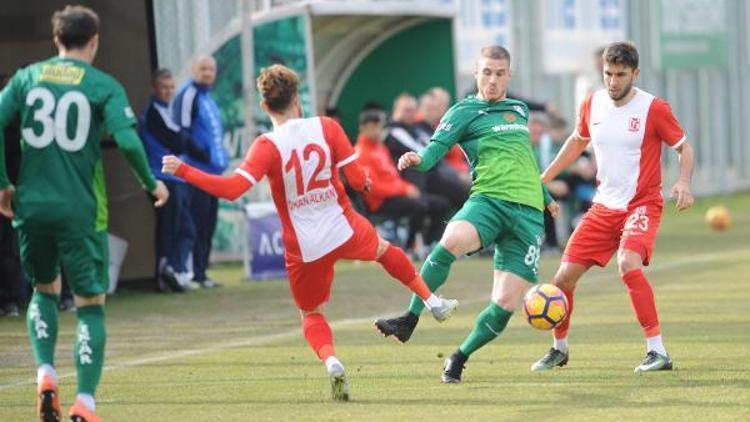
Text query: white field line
1 248 747 391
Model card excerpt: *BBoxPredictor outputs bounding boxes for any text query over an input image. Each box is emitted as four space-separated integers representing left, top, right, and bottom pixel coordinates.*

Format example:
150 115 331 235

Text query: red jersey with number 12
235 117 360 263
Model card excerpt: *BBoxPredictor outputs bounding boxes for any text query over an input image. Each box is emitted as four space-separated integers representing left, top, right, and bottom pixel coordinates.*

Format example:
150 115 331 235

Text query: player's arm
670 141 694 211
541 131 590 183
112 128 167 206
321 117 370 192
401 103 468 172
542 94 592 183
163 156 251 201
653 98 694 211
163 136 272 201
104 80 167 206
408 140 451 173
340 158 369 193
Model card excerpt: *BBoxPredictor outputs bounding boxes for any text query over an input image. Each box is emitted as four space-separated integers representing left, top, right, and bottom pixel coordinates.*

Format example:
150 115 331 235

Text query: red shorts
286 211 379 311
563 202 663 268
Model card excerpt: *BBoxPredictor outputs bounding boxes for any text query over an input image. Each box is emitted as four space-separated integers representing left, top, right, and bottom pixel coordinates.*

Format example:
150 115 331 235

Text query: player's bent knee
494 294 520 312
35 277 62 295
553 273 577 291
440 221 480 256
617 252 642 277
300 306 325 317
74 293 106 308
375 236 390 258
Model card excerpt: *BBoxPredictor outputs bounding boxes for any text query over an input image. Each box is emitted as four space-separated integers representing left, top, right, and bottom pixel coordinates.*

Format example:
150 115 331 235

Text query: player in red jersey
530 42 695 373
162 64 458 401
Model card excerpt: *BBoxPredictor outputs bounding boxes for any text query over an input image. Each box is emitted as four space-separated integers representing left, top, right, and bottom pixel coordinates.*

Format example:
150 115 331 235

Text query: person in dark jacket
141 68 207 291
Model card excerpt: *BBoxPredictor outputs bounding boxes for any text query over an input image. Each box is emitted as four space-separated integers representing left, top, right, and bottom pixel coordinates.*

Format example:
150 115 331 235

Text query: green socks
459 302 513 357
408 244 456 316
26 292 60 367
75 305 106 396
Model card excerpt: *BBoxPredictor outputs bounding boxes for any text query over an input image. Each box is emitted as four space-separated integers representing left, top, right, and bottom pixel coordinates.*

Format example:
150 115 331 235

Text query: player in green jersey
374 46 558 383
0 6 168 421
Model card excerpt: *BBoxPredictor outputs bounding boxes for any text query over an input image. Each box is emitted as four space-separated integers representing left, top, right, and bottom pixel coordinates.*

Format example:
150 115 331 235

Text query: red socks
302 313 335 361
376 244 431 300
553 286 576 340
622 269 661 337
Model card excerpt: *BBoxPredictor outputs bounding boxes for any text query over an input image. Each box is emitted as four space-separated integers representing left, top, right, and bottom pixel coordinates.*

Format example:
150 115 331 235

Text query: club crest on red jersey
629 117 640 132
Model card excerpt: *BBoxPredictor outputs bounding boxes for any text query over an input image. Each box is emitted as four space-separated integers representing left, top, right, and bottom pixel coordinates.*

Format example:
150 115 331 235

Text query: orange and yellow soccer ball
705 205 731 231
523 284 569 331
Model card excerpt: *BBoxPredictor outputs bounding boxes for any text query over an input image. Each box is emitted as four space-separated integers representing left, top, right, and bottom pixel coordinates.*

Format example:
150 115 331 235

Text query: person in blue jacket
172 56 228 288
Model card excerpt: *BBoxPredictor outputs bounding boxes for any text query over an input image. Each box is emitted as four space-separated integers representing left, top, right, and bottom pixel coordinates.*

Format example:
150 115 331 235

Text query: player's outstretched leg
442 301 513 383
373 243 458 338
531 286 575 372
69 304 106 422
374 244 457 343
531 262 587 372
27 289 61 422
622 268 673 372
302 312 351 401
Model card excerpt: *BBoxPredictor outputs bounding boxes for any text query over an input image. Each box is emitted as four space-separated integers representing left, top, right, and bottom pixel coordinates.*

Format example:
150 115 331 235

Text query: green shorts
451 195 544 283
17 229 109 297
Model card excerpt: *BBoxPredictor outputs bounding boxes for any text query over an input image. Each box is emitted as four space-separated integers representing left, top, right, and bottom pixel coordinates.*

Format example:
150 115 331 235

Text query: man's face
603 62 639 101
475 57 511 102
420 95 449 126
194 58 217 86
393 97 418 124
528 120 545 145
360 121 385 141
154 76 175 103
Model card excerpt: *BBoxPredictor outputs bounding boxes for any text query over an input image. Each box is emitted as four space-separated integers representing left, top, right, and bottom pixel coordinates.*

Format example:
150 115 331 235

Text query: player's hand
546 200 560 218
670 179 694 211
405 184 420 199
0 185 15 219
363 176 372 193
151 180 169 208
161 155 183 176
398 152 421 171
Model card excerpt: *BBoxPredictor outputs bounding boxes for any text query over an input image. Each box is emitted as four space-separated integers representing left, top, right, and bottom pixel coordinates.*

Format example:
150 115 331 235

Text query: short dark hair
479 45 511 64
257 64 299 113
324 106 340 118
362 101 384 112
152 68 172 85
51 5 100 50
603 41 639 69
359 109 386 125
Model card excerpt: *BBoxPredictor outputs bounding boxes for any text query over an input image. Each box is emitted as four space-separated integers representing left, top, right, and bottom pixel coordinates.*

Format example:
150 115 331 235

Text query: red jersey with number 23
234 117 360 263
577 88 686 211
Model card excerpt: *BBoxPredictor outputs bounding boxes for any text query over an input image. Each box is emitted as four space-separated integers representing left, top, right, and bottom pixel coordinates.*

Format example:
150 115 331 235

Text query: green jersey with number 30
0 57 138 235
417 96 544 211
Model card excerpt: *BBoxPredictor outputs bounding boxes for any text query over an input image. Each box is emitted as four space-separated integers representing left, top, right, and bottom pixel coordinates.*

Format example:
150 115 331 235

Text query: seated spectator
418 88 471 185
386 93 469 211
356 110 451 251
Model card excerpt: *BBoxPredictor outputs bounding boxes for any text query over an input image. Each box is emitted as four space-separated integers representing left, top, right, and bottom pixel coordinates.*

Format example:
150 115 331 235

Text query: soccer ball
523 284 569 330
705 205 731 231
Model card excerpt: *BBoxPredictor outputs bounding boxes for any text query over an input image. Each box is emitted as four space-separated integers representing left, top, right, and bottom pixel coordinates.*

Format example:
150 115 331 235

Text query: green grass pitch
1 194 749 421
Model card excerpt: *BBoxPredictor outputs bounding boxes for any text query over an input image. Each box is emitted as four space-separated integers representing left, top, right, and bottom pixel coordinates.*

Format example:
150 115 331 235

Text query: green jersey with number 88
0 57 146 236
